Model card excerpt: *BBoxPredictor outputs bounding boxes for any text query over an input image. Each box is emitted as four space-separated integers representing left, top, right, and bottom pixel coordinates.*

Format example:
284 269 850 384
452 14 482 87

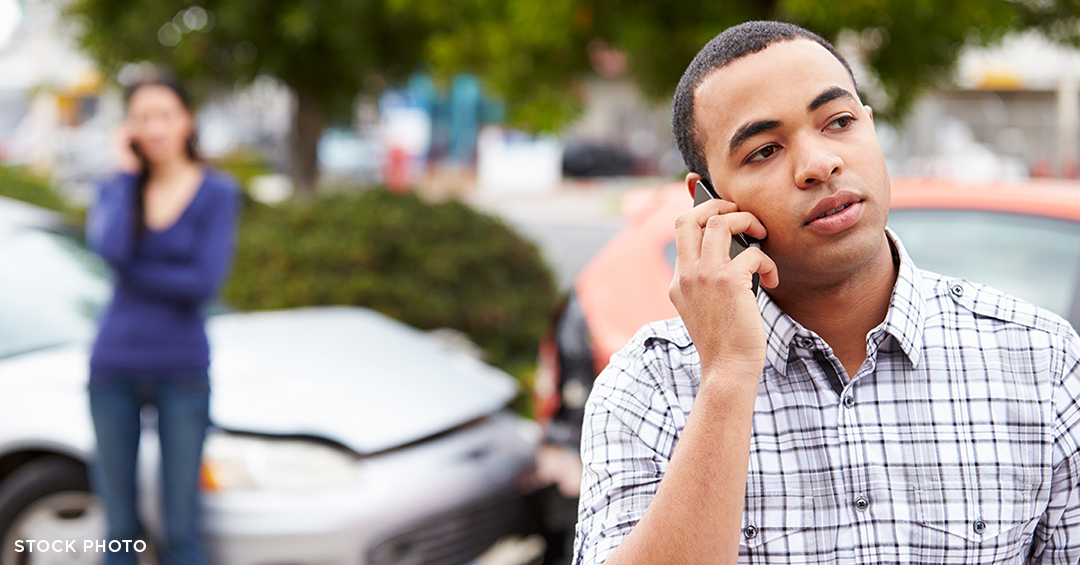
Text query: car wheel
0 457 104 565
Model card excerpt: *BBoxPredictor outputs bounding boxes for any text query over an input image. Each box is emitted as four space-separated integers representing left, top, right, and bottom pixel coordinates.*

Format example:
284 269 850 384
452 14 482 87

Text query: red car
535 176 1080 472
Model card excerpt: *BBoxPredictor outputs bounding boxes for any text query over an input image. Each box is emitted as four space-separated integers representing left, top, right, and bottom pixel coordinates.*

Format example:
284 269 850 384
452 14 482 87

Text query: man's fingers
688 197 740 224
699 212 768 269
674 212 704 264
712 210 767 241
674 200 735 263
730 247 780 290
673 201 769 288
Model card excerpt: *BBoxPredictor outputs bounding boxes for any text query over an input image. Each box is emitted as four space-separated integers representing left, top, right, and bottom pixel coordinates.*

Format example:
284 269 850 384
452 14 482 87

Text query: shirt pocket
914 485 1037 562
740 495 819 557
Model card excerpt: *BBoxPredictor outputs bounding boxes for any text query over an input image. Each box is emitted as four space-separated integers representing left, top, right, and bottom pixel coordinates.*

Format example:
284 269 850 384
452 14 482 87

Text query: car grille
367 494 525 565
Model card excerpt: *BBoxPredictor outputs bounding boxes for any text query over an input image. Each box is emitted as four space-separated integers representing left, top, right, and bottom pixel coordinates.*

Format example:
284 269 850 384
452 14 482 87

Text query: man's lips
804 191 863 225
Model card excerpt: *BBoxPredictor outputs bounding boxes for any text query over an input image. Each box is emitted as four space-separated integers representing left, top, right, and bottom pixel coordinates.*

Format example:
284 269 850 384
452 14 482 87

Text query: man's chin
774 231 891 285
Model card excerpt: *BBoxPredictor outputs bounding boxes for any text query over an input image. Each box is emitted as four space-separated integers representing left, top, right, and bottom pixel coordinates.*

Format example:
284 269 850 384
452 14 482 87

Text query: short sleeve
573 329 692 565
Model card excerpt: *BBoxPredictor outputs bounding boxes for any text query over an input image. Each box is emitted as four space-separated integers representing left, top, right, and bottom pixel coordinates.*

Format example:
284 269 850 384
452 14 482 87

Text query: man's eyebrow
725 87 857 157
808 87 857 112
728 120 781 156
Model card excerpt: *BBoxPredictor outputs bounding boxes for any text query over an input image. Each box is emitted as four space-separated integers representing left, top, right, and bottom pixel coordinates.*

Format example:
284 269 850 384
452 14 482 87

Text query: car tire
0 457 104 565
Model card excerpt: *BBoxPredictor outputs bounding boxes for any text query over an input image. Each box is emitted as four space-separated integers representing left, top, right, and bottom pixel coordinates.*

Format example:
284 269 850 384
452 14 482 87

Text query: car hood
0 307 517 456
206 307 517 454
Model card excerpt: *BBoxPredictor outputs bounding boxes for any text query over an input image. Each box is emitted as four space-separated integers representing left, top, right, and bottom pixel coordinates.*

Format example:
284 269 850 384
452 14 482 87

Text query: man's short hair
672 21 858 182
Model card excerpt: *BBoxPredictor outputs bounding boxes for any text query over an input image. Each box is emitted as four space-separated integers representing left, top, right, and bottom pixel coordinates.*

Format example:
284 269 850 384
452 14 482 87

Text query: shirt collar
760 228 925 375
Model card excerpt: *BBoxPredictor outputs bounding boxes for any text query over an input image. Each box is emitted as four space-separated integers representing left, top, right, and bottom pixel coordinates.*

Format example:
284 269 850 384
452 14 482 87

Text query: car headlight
201 431 361 492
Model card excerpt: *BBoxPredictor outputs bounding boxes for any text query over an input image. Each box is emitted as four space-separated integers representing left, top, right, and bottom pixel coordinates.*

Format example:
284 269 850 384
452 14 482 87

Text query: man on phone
574 20 1080 564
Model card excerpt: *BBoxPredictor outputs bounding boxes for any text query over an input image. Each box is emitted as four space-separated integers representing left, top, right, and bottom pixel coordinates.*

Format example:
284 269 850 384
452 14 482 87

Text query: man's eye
826 115 855 130
747 145 777 163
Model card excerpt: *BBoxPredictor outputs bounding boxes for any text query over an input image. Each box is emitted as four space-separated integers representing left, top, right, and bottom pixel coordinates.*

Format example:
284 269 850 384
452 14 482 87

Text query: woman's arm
120 183 240 305
85 174 137 268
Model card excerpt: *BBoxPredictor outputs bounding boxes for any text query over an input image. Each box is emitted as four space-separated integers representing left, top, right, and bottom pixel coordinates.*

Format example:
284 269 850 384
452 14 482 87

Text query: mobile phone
693 179 759 295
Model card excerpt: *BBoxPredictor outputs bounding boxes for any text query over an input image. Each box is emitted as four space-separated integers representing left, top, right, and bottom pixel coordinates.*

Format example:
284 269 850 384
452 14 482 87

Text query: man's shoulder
590 317 699 425
598 317 698 390
632 317 694 348
917 268 1075 337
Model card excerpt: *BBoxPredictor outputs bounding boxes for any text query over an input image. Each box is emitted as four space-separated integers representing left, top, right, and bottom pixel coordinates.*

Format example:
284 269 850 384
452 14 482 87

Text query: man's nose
794 139 843 189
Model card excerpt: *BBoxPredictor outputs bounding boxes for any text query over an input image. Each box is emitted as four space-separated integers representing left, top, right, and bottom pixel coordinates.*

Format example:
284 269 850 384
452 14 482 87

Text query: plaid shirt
575 232 1080 564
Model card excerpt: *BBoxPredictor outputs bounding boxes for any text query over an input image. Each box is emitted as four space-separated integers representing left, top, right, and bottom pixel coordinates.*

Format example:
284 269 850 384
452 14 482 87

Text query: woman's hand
109 124 142 174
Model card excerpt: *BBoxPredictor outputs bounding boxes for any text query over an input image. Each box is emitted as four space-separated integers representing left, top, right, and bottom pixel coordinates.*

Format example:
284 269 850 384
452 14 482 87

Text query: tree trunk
289 89 324 199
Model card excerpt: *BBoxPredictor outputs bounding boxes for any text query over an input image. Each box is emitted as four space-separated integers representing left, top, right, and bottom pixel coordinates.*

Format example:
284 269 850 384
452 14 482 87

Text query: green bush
0 165 70 214
223 189 557 372
211 149 272 193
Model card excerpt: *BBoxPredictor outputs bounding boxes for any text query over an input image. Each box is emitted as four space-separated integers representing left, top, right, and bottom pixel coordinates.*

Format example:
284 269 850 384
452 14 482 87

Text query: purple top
85 169 240 374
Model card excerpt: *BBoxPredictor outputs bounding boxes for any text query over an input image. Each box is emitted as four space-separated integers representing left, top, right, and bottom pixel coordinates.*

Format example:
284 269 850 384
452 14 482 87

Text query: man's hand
668 198 779 383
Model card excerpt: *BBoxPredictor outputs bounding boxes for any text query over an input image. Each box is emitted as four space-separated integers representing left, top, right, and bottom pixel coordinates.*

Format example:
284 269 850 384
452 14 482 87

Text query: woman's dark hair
124 70 201 239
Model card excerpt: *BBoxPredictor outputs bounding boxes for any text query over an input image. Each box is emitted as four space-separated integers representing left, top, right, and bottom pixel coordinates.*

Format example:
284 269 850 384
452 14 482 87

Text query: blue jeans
89 369 210 565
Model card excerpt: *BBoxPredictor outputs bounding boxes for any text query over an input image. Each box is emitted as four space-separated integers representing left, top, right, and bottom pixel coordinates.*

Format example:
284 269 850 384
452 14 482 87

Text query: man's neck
768 234 898 377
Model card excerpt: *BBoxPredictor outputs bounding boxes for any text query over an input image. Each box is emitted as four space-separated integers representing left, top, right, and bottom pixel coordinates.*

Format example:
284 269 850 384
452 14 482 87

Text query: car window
888 210 1080 323
0 227 111 358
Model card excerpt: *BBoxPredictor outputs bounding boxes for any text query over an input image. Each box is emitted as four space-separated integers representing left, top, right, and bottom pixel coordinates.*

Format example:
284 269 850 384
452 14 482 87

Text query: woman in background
85 70 239 565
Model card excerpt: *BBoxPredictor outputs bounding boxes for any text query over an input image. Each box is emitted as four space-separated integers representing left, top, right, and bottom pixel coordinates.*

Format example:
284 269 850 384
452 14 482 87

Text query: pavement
464 176 673 290
467 535 547 565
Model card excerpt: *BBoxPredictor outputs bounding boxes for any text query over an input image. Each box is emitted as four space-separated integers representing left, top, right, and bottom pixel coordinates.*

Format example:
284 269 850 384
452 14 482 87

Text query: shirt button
843 395 855 408
798 337 815 349
854 496 869 511
950 284 964 297
973 520 986 534
743 525 758 539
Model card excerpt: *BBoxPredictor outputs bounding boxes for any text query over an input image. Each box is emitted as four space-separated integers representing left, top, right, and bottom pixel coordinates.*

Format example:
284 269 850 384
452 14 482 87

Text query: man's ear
685 172 703 200
864 104 874 123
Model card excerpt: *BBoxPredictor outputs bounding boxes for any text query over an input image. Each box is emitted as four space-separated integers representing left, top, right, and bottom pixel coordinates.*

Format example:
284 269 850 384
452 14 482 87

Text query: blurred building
0 0 295 202
886 31 1080 180
0 0 119 200
563 31 1080 183
560 40 680 179
560 76 679 179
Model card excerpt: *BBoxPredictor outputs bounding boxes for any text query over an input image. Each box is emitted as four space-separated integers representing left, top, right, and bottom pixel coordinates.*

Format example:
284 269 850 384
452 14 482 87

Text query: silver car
0 196 539 564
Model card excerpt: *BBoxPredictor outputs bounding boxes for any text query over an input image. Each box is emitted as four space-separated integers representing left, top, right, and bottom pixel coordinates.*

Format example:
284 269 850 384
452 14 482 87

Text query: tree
393 0 1074 130
67 0 431 197
69 0 1080 183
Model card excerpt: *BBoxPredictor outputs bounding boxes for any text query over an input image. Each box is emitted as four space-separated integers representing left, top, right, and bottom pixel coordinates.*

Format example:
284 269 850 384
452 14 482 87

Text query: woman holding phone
85 70 239 565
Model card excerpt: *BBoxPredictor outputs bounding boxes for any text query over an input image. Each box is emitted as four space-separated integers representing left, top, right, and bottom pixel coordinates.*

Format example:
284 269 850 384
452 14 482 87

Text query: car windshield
888 210 1080 322
0 227 111 358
